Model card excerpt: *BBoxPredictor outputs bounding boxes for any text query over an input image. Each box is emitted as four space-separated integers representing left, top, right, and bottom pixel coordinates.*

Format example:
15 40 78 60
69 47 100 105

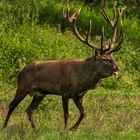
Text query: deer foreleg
62 96 69 128
70 96 85 130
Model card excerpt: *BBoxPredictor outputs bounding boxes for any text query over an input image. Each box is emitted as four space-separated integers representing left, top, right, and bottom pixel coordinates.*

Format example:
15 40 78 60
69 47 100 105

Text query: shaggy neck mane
75 59 103 93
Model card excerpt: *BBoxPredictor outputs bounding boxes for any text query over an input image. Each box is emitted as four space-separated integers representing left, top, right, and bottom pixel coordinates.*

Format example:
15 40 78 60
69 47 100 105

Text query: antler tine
114 8 123 27
69 8 81 22
63 6 100 52
63 4 70 19
100 27 111 54
110 8 125 49
115 25 123 43
109 33 125 53
113 7 116 21
101 10 113 27
100 27 105 54
106 8 124 47
101 7 123 28
116 31 125 49
108 25 125 53
63 4 81 22
72 18 99 50
86 20 92 42
101 7 125 53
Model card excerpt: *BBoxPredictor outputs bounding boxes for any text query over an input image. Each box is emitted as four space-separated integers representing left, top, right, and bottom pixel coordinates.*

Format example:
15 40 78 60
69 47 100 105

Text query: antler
63 5 100 52
101 7 125 53
63 5 125 54
100 27 111 54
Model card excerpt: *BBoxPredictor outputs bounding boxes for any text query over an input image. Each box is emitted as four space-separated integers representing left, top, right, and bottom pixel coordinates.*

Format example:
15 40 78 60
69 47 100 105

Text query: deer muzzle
112 65 120 75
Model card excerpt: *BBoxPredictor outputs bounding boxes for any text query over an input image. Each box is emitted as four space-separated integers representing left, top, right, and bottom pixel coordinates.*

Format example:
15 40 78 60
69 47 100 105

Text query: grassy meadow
0 0 140 139
0 87 140 140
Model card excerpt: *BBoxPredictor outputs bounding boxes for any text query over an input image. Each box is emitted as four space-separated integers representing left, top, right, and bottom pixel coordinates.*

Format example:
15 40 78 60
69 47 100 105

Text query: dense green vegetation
0 0 140 139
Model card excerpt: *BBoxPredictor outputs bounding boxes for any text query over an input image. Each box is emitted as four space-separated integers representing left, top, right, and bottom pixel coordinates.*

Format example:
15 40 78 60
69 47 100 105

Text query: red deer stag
3 7 125 130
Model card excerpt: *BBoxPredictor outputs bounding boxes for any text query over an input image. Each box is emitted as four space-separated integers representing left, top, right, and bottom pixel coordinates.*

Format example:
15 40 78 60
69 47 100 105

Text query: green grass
0 86 140 140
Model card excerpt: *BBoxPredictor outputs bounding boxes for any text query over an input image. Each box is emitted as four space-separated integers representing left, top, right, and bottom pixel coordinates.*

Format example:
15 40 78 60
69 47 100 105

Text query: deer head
63 6 125 78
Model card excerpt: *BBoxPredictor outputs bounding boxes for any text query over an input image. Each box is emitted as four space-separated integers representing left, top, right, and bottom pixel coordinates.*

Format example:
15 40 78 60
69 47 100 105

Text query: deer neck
79 58 103 89
84 57 102 77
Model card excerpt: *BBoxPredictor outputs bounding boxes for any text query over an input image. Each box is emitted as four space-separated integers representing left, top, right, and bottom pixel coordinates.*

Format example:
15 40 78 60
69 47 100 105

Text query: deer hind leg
70 96 85 130
3 88 28 128
62 96 69 129
26 94 45 130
